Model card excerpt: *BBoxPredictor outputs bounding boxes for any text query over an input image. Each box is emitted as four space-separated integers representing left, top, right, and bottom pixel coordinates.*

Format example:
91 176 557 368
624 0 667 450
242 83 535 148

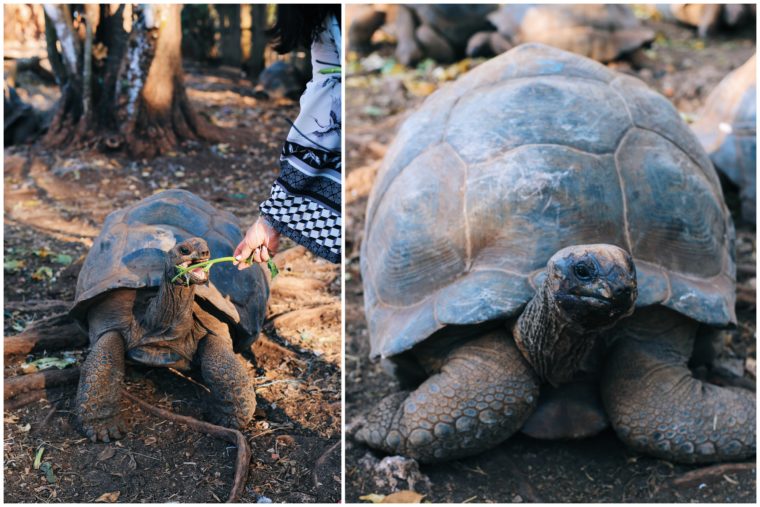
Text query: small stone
512 495 523 502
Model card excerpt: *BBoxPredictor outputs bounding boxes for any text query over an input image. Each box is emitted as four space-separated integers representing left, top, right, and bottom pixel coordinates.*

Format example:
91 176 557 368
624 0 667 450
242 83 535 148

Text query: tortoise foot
199 334 257 430
77 415 127 443
205 399 254 430
356 331 539 462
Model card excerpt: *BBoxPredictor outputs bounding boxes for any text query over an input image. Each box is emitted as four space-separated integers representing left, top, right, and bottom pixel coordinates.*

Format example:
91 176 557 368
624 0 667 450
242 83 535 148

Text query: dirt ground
3 60 341 501
345 15 756 503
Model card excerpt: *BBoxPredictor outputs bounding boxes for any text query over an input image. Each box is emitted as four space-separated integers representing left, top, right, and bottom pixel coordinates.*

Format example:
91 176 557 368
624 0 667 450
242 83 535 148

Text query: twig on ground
121 389 251 503
671 462 756 487
312 439 340 489
38 403 59 430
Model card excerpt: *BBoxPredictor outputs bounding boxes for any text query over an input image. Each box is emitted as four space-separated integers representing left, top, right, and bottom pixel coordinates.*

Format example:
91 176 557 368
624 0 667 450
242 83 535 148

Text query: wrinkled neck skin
512 278 603 386
140 260 196 340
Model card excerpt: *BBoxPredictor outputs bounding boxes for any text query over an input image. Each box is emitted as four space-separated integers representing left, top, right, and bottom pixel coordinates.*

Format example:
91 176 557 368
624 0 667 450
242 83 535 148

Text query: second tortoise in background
352 43 755 465
657 4 756 38
692 54 756 223
348 4 654 65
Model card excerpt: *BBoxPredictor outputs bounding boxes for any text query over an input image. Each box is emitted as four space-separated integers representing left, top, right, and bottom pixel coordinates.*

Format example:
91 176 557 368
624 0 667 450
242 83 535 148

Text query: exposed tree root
4 313 87 359
4 367 81 400
5 390 53 410
4 299 70 313
121 389 251 503
672 462 757 487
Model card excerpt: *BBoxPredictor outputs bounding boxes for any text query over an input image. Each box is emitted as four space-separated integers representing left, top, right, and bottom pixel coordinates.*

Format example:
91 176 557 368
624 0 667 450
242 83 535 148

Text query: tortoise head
518 244 637 386
168 237 211 285
547 244 637 329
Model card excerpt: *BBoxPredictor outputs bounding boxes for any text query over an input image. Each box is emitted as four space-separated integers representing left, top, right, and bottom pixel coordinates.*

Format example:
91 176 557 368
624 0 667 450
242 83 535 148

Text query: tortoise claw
78 416 127 443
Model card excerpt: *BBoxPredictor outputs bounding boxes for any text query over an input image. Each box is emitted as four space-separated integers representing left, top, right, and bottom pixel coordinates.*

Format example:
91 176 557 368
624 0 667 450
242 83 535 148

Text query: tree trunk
217 4 242 67
43 4 217 158
246 4 267 79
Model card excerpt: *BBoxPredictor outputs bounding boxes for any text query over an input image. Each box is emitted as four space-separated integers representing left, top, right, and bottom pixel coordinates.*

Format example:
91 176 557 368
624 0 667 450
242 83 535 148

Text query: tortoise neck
512 279 595 386
141 262 196 337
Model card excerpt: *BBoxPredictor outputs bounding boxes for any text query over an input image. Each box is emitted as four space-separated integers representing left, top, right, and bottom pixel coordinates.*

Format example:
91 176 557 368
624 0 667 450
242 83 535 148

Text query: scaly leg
603 308 755 463
198 332 256 429
353 330 539 462
75 330 127 442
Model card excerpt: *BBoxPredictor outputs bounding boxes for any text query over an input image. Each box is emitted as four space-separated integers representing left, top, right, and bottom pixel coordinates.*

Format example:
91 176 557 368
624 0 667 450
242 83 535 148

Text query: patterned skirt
260 15 342 264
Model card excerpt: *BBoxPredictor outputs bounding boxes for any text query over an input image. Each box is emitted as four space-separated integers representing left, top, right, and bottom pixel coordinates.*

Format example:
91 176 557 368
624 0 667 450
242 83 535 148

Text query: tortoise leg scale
75 330 128 442
354 330 539 462
198 332 256 429
602 307 756 463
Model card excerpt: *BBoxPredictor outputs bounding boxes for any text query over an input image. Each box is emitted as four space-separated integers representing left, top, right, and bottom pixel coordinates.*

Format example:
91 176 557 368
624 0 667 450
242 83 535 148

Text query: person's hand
233 217 280 270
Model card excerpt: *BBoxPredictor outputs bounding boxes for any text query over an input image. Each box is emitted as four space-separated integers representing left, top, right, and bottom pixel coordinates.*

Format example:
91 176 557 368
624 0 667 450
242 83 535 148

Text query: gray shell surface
71 189 269 351
362 43 736 360
488 5 654 62
692 54 756 220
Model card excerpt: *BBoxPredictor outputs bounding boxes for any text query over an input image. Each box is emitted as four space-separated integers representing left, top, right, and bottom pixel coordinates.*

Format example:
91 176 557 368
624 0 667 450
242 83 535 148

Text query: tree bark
43 3 217 158
4 368 81 400
246 4 267 79
217 4 242 67
4 313 87 360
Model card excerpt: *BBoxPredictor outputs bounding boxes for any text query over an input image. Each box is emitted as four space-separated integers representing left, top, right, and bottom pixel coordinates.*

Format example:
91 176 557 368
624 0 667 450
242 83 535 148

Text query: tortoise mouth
574 294 613 308
175 255 211 284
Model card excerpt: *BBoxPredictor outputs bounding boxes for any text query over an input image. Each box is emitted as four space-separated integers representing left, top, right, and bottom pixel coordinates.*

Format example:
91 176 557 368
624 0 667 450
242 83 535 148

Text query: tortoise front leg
603 308 756 463
75 331 127 442
353 330 539 463
197 332 256 429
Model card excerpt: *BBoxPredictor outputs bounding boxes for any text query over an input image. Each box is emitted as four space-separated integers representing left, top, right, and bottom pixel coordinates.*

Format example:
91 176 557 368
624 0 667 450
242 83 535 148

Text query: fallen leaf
276 435 295 446
4 414 19 424
53 254 73 265
21 356 76 373
31 266 53 281
33 446 45 469
34 247 51 258
143 436 157 446
97 447 116 461
383 490 425 503
95 491 121 503
4 259 26 272
18 423 31 432
359 493 386 503
39 462 56 484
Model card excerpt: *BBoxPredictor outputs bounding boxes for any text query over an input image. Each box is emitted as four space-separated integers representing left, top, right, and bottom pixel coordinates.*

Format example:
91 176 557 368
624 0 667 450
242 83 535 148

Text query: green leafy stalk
172 255 278 284
34 446 45 469
266 258 279 278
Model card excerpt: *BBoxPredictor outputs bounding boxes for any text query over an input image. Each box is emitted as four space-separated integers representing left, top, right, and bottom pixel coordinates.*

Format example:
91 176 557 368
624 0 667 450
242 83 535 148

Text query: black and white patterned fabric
260 14 341 263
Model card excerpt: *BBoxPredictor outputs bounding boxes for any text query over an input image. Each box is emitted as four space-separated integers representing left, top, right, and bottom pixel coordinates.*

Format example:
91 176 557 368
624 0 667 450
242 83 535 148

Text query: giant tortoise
692 54 756 223
70 189 269 442
354 43 755 464
471 4 654 62
394 4 497 66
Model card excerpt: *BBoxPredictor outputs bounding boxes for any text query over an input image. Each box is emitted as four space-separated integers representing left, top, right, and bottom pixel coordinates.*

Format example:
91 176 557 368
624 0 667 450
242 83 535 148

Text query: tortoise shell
488 5 654 62
361 43 736 360
410 5 497 48
70 189 269 351
692 54 756 221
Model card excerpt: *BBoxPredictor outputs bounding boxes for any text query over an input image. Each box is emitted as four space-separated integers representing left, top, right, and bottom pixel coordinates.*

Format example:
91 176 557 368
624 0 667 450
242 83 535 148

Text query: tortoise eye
573 262 595 281
179 246 191 255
